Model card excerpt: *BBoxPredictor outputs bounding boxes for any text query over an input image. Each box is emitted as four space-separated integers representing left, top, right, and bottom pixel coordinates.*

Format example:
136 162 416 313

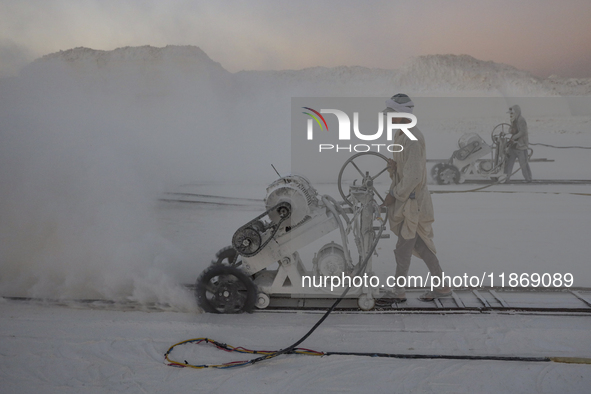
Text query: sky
0 0 590 78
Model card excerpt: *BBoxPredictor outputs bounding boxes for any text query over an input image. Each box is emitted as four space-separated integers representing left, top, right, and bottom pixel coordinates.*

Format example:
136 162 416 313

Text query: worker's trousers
394 233 445 287
504 148 532 182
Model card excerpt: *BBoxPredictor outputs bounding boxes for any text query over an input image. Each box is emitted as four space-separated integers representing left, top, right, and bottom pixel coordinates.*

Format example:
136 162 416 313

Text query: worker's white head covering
383 93 414 114
508 104 521 122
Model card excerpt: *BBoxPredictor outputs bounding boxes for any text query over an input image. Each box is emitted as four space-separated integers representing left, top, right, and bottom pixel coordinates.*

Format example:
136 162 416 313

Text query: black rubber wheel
211 246 242 268
436 164 461 185
195 265 257 314
232 227 262 256
430 163 445 182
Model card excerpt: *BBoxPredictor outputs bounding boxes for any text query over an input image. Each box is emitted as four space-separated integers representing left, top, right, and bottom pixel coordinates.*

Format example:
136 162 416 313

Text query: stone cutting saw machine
431 123 535 184
195 152 392 313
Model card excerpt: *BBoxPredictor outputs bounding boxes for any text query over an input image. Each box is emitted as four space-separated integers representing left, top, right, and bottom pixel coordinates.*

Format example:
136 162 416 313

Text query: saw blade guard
265 175 319 228
453 133 491 162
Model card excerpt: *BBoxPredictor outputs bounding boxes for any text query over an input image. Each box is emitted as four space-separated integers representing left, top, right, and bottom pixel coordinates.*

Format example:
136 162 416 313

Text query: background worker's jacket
509 105 529 150
388 127 437 255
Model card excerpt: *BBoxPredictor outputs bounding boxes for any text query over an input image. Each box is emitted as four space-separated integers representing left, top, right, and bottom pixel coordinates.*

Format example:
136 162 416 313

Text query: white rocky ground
1 298 590 393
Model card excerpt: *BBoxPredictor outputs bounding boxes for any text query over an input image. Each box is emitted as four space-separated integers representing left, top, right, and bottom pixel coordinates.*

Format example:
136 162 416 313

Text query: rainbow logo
302 107 328 131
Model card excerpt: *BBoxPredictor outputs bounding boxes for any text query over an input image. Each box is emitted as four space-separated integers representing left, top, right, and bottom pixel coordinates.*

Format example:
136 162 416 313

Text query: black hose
530 142 591 149
325 351 550 362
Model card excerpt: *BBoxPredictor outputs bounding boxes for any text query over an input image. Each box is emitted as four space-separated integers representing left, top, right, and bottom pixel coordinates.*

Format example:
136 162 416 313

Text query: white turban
383 94 414 114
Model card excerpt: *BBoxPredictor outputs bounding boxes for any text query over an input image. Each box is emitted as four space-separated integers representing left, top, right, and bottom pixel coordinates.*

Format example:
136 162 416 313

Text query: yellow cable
550 357 591 365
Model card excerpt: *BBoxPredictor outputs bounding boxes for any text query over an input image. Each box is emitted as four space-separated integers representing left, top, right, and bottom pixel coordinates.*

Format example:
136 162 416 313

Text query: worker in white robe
381 94 451 302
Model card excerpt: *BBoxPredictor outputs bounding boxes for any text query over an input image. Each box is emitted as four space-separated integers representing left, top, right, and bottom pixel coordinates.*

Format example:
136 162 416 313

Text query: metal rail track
256 287 591 314
159 182 591 206
5 287 591 315
460 179 591 185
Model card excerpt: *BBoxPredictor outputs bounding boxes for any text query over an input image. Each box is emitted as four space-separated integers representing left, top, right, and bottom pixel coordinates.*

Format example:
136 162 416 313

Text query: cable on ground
530 142 591 149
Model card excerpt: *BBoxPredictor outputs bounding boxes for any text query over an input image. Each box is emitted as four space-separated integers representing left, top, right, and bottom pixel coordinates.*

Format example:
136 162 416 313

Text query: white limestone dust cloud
0 46 589 307
0 47 236 309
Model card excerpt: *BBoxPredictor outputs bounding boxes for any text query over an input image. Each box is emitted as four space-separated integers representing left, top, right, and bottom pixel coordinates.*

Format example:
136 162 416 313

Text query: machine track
186 286 591 315
5 287 591 315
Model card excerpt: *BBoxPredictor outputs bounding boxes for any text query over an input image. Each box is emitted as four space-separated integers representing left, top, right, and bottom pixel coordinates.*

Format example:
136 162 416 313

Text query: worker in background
504 105 532 182
380 94 452 302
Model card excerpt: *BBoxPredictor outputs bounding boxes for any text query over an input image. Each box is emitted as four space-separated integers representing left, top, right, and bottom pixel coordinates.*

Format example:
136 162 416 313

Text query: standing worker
504 105 532 182
380 94 451 302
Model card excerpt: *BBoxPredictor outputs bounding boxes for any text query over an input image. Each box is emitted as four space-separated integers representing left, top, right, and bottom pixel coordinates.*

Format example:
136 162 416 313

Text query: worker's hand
380 192 396 207
386 158 397 175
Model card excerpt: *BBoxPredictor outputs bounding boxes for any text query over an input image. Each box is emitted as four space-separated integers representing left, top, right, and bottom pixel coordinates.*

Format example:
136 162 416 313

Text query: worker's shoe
419 288 452 302
381 288 407 303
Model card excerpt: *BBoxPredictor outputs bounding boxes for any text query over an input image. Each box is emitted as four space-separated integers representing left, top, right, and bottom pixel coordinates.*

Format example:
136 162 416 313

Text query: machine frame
195 152 391 313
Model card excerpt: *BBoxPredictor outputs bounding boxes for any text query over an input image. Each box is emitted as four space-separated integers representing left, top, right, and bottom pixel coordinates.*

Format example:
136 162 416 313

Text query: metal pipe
322 194 351 226
321 195 353 269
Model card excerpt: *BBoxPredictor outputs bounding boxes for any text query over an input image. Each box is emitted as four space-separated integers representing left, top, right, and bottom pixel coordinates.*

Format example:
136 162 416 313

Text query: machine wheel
430 163 445 182
211 246 242 268
255 293 270 309
358 294 375 311
232 227 262 256
337 152 390 206
436 164 461 185
491 123 511 142
195 265 257 314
